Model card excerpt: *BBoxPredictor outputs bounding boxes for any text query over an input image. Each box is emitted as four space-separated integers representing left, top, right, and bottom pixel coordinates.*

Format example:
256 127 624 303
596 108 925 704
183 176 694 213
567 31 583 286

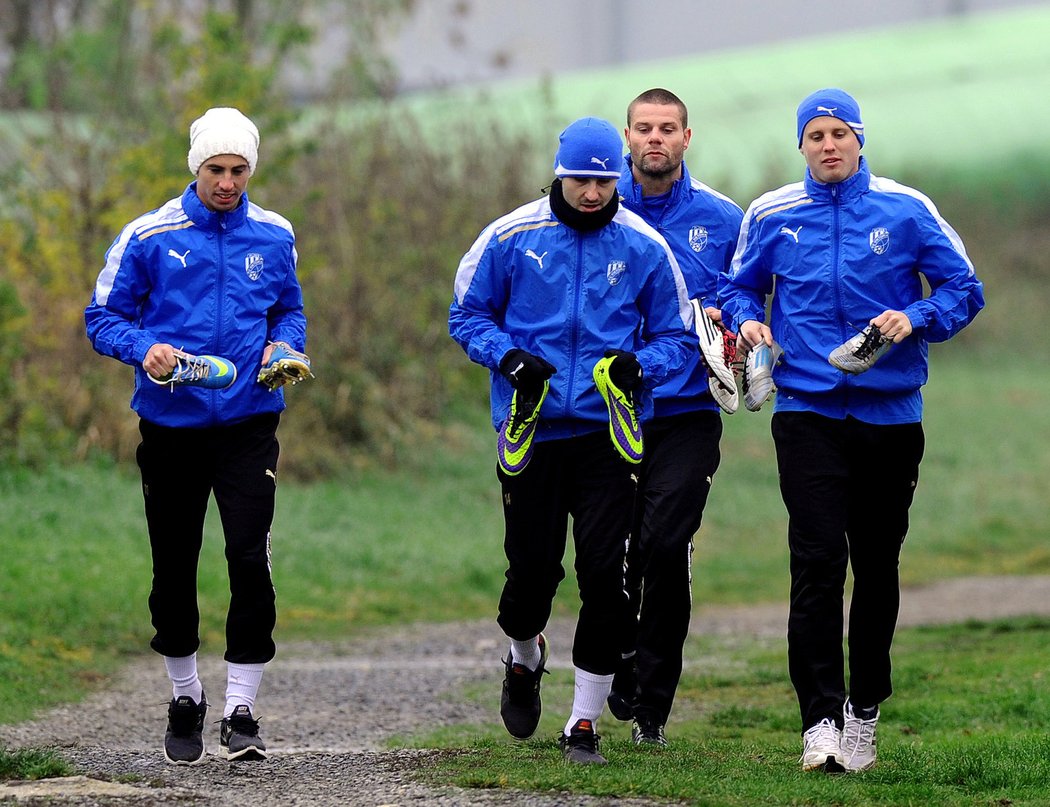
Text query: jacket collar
803 156 870 203
617 154 692 207
183 182 249 231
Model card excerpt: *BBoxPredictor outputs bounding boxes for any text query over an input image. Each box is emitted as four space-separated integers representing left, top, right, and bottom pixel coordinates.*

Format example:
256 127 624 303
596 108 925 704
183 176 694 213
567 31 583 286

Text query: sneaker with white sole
163 692 207 765
559 719 607 765
219 705 267 761
743 341 782 412
149 350 237 390
800 717 845 773
842 701 879 772
691 299 739 415
828 325 891 374
500 633 549 739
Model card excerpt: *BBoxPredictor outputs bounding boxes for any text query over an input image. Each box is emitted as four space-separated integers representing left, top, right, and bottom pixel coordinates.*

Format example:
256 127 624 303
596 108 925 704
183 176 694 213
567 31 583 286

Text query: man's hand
499 349 556 391
870 310 913 343
143 343 178 380
603 349 643 391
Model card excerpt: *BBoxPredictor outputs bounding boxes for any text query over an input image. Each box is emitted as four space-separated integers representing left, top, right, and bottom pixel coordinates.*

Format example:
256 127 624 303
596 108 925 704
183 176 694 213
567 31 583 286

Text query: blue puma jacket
449 193 694 441
85 183 306 428
719 158 984 424
618 157 743 417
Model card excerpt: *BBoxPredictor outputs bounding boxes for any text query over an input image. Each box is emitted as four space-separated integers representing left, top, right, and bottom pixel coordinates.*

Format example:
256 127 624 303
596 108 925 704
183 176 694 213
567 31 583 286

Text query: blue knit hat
796 88 864 148
553 117 623 178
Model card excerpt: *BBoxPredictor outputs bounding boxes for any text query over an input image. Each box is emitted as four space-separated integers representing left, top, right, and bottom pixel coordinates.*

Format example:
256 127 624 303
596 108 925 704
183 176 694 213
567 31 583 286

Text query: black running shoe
219 705 268 761
559 718 607 765
499 633 549 739
606 656 637 721
164 691 207 765
631 714 668 747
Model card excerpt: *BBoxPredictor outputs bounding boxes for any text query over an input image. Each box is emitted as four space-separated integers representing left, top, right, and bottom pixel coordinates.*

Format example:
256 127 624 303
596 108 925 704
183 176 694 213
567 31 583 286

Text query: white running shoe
842 702 879 772
743 341 782 412
800 717 846 773
828 325 891 374
691 299 739 415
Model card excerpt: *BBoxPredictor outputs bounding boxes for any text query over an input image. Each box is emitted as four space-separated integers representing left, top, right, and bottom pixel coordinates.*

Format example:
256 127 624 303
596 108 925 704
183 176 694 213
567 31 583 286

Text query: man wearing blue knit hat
720 88 984 773
450 117 693 765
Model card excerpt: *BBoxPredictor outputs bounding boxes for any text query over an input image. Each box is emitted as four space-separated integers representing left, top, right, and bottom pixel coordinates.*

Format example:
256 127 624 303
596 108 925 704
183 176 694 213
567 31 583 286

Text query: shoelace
853 326 889 360
722 330 740 372
842 715 877 751
801 718 840 760
171 356 213 383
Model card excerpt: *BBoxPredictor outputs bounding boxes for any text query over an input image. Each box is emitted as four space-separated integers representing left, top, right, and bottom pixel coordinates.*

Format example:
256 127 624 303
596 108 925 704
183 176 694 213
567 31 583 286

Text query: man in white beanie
450 117 693 765
86 107 310 764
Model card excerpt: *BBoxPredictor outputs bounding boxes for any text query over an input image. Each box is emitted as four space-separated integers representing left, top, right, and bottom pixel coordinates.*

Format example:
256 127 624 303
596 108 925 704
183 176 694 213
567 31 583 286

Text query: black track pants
496 430 637 676
622 410 722 724
137 413 280 664
772 411 924 730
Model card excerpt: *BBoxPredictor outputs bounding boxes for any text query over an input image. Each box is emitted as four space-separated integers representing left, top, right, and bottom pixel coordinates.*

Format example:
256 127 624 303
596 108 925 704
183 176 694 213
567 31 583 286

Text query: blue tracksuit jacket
719 158 984 423
449 192 694 441
618 157 744 417
85 183 307 428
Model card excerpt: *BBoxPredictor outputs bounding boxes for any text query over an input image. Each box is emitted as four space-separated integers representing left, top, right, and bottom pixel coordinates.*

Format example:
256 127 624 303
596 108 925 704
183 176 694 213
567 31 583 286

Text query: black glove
499 349 556 391
604 349 643 391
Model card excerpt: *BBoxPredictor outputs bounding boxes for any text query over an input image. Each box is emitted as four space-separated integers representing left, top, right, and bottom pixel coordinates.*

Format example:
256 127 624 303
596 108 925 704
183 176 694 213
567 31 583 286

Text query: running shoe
163 691 207 765
219 705 268 761
800 717 845 773
743 341 783 412
829 325 892 374
606 655 637 721
691 299 739 415
497 381 549 476
559 719 607 765
500 633 549 739
842 701 879 772
593 356 643 464
631 714 668 747
149 350 237 390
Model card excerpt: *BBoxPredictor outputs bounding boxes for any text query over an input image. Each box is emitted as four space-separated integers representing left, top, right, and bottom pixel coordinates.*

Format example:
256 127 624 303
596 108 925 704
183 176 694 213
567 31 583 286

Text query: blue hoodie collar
617 154 693 207
803 156 870 203
183 182 249 231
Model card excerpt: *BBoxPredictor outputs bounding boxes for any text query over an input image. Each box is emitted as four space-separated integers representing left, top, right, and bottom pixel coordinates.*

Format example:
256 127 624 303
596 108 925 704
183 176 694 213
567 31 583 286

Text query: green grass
0 745 73 781
411 619 1050 806
1 356 1047 800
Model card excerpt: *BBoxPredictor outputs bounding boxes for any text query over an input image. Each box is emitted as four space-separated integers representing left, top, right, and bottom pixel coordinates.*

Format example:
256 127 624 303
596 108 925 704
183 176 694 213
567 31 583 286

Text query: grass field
2 356 1048 800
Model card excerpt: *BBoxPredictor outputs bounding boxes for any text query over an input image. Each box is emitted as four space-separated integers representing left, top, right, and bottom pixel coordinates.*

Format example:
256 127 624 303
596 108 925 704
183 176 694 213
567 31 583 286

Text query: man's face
625 102 691 179
800 117 861 184
561 177 618 212
196 154 251 212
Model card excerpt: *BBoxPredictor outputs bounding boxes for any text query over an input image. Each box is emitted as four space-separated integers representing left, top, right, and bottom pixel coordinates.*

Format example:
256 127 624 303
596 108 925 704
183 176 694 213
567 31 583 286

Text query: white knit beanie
187 107 260 176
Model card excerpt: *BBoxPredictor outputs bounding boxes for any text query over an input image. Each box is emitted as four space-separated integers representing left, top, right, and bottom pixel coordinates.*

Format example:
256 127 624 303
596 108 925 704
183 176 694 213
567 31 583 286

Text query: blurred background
1 0 1047 477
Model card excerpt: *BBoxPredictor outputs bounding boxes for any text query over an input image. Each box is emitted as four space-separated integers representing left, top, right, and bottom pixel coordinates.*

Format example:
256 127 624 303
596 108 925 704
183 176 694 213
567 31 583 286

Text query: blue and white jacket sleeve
718 208 773 335
266 242 307 351
448 224 514 371
901 198 985 343
85 226 162 367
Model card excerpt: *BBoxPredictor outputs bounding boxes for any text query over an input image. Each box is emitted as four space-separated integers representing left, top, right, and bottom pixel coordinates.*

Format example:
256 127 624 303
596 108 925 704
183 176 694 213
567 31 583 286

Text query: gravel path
2 575 1048 806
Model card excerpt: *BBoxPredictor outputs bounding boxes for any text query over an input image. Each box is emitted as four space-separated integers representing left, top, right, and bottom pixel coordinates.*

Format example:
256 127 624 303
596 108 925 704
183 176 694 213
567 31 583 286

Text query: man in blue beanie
450 116 693 765
719 88 984 772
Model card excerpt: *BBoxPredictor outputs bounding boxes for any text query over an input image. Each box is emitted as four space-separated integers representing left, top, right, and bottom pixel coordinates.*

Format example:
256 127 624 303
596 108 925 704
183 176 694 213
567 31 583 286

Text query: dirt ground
2 574 1048 806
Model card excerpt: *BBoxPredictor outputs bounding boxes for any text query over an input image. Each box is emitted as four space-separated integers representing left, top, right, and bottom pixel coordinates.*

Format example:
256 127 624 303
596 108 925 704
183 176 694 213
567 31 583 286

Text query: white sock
164 654 203 703
509 636 541 671
563 667 614 736
224 662 265 718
